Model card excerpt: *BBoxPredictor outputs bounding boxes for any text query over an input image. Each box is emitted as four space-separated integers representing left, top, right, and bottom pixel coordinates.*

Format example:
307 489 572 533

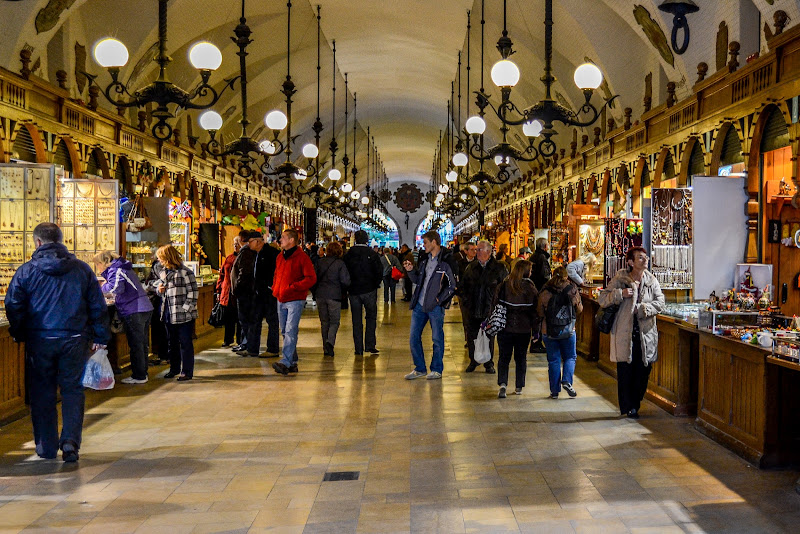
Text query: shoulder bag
483 282 507 337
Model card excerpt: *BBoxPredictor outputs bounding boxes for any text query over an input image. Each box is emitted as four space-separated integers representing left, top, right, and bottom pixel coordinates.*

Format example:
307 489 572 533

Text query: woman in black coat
314 241 351 357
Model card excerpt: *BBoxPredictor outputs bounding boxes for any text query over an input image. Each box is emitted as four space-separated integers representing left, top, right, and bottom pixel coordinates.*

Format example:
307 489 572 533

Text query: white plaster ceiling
2 0 795 192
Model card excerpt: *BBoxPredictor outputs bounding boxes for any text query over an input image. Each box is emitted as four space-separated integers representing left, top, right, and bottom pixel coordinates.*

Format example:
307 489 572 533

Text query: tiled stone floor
1 299 799 533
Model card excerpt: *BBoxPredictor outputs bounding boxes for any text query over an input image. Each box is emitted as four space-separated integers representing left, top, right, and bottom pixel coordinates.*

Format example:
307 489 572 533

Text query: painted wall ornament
633 5 674 68
74 42 86 94
35 0 77 34
394 183 423 213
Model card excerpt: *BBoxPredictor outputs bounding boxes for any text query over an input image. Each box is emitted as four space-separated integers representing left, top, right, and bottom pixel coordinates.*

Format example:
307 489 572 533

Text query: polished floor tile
1 298 799 533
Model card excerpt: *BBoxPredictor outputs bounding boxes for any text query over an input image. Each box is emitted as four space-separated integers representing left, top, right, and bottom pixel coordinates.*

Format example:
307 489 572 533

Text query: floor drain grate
323 471 360 482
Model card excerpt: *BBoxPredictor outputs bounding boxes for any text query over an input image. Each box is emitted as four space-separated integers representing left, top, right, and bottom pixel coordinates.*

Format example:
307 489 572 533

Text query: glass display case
126 238 157 280
0 163 56 325
56 178 119 271
170 221 189 259
549 223 569 268
661 302 703 326
698 309 761 334
577 220 604 283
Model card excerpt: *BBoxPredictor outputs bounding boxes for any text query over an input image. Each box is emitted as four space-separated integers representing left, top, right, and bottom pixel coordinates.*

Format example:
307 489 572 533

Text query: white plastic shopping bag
82 348 115 390
474 329 491 364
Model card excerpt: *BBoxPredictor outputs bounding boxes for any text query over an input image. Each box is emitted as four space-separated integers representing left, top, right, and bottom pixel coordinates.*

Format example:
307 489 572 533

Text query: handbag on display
391 266 405 281
126 194 152 232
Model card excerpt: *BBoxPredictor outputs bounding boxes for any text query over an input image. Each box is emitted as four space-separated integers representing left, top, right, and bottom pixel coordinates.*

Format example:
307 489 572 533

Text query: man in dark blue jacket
5 223 109 463
343 230 383 356
402 230 457 380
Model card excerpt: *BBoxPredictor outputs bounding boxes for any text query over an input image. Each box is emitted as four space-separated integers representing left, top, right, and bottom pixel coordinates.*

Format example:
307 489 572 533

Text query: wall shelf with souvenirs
576 218 604 284
548 223 569 269
604 218 643 286
0 163 57 325
168 198 192 259
56 177 119 272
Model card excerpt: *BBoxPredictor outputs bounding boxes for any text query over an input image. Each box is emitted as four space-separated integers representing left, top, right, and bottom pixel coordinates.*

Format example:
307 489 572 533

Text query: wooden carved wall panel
700 344 731 424
652 325 679 395
731 356 764 439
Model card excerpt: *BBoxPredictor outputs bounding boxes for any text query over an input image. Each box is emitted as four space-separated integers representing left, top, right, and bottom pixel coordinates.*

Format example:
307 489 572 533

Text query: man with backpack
536 266 583 399
343 230 384 355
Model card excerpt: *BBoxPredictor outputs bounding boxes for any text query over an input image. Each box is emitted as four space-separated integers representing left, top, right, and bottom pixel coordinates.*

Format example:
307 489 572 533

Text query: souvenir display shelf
0 163 56 325
170 221 189 259
127 240 157 280
577 220 604 283
650 188 692 289
548 223 569 268
56 178 119 272
604 218 643 286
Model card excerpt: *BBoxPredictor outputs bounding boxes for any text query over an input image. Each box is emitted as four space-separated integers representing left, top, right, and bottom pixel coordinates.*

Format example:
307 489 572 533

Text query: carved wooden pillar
728 42 741 72
624 108 632 130
666 82 676 108
19 49 31 79
697 62 708 83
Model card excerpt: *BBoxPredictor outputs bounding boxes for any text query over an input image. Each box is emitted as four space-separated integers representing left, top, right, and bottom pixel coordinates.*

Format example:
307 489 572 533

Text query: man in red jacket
272 229 317 375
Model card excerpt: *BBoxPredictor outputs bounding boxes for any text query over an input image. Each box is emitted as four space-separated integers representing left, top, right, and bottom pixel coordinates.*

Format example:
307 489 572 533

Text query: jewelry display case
651 188 693 289
0 163 56 325
127 240 157 280
576 219 604 283
56 178 119 271
604 218 643 286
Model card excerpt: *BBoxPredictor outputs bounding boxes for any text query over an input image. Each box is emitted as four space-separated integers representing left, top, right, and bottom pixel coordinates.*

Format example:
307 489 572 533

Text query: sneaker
514 388 523 395
121 376 148 385
549 393 559 399
272 362 290 375
405 370 426 380
426 371 442 380
562 382 577 397
498 385 507 399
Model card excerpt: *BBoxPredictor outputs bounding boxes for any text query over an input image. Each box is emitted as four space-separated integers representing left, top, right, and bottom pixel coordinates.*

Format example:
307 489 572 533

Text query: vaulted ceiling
1 0 795 191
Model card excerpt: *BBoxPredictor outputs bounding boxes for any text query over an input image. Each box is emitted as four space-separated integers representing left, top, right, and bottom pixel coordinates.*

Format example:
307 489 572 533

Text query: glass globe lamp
259 140 276 154
452 152 468 167
491 59 520 88
189 42 222 70
341 182 353 193
328 169 341 181
574 63 603 90
199 111 223 131
522 120 543 138
445 170 458 182
302 143 319 159
465 116 486 135
94 38 129 68
265 110 288 131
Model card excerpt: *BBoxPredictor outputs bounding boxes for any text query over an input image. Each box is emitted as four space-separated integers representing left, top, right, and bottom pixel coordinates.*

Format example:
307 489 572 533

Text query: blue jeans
278 300 304 367
544 332 577 395
409 303 445 373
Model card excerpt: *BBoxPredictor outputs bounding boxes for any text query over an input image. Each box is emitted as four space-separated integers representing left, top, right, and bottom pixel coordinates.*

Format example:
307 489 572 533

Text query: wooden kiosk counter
577 293 800 469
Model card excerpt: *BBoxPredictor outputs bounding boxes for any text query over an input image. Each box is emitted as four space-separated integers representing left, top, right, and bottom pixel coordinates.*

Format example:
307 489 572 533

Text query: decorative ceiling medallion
394 183 423 213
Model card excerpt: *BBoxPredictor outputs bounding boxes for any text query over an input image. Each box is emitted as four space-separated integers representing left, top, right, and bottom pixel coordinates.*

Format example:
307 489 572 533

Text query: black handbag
483 283 507 337
208 297 225 327
595 303 619 334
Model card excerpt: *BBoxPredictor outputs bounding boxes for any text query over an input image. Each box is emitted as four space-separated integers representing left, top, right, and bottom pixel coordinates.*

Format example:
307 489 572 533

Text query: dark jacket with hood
5 242 110 344
531 249 551 290
101 257 153 317
343 244 383 295
255 244 280 297
314 256 351 301
491 278 539 334
407 247 458 312
461 257 509 320
231 245 257 299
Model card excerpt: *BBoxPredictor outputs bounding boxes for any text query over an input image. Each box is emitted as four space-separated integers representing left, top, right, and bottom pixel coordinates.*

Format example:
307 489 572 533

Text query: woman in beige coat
598 247 664 418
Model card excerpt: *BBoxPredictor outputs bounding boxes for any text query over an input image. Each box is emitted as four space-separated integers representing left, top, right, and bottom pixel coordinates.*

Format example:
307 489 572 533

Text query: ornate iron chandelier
88 0 236 141
458 0 617 181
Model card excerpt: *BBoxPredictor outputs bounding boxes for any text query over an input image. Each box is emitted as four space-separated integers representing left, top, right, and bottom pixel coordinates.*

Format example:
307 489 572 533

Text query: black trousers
403 277 412 300
223 296 242 346
150 296 168 361
349 289 378 353
241 293 280 354
122 311 151 380
497 331 530 388
616 328 652 414
26 336 90 456
466 316 494 367
166 320 195 377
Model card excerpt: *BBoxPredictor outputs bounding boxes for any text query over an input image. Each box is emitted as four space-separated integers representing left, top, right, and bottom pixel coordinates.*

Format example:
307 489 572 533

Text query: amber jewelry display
0 168 25 199
650 188 694 289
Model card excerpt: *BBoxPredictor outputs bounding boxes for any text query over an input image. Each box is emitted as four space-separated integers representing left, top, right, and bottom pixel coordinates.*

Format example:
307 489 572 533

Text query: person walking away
252 232 281 357
530 238 552 353
567 254 597 287
398 244 414 301
456 242 476 346
598 246 664 418
537 266 583 399
150 245 198 381
343 230 383 355
94 251 153 384
495 243 512 270
272 229 317 375
380 246 403 303
403 230 457 380
494 260 538 398
230 231 258 356
461 240 508 373
314 241 350 357
217 236 242 348
6 223 109 463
